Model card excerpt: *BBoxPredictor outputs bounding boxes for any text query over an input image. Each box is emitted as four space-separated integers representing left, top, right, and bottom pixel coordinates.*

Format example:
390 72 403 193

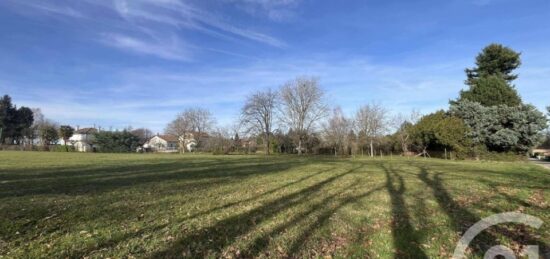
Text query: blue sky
0 0 549 133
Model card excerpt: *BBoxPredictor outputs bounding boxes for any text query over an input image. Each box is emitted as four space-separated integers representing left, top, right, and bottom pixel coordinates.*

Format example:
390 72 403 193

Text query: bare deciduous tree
391 110 421 154
131 128 154 145
165 113 192 153
280 77 328 155
190 108 215 141
165 108 215 153
355 103 388 157
241 88 278 155
205 126 234 154
322 107 351 156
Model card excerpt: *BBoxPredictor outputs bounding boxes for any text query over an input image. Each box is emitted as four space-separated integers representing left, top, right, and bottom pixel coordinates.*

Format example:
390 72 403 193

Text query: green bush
51 145 76 152
94 130 141 153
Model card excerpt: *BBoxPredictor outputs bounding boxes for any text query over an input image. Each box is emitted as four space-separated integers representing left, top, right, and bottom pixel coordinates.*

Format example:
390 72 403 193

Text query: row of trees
2 43 548 157
164 44 548 158
0 95 34 145
0 99 155 153
162 77 408 156
0 96 65 148
405 44 547 158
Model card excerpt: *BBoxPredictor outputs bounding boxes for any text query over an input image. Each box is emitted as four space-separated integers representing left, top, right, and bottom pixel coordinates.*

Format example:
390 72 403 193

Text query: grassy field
0 151 548 258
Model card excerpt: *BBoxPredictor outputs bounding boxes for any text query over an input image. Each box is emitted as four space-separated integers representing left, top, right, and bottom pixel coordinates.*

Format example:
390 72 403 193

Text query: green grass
0 151 548 258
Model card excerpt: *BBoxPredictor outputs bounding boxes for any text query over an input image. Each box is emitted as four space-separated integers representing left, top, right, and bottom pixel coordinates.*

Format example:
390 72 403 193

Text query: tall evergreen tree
0 95 16 143
458 75 521 107
450 100 547 153
456 44 523 107
13 107 34 144
465 43 521 84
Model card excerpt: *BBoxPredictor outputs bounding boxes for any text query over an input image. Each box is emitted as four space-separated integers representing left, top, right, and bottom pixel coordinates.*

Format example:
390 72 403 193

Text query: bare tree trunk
370 140 374 158
265 133 270 155
298 139 302 155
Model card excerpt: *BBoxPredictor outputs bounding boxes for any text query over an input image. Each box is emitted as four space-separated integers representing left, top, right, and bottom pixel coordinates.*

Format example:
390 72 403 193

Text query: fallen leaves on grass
528 189 547 208
315 233 349 257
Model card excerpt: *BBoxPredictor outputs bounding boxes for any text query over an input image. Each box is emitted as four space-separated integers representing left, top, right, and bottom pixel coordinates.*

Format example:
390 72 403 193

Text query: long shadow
178 166 336 223
148 165 363 258
0 158 302 198
0 156 291 182
382 164 429 258
418 166 549 257
404 160 550 188
0 158 305 243
285 185 385 257
64 167 337 258
234 180 363 257
476 178 540 209
65 222 170 258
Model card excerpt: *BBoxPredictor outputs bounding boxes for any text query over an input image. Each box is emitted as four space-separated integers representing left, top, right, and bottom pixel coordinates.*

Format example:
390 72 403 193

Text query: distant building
144 133 205 153
531 148 550 159
69 127 98 152
144 134 179 153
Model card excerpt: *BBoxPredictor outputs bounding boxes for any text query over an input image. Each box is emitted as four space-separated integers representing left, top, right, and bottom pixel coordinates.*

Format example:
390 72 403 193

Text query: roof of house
75 128 98 134
150 133 209 143
156 134 179 142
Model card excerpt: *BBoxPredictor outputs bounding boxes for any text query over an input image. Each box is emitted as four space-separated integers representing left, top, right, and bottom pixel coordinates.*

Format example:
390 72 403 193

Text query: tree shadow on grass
284 184 385 257
64 222 171 259
403 160 550 188
148 165 364 258
54 166 343 258
382 164 429 259
178 166 337 223
0 158 303 198
417 166 549 257
0 158 306 246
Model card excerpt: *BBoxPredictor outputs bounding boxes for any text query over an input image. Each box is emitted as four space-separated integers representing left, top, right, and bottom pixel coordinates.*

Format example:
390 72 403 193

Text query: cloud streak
100 33 191 61
2 0 287 61
227 0 302 22
112 0 287 48
3 0 85 19
3 56 470 131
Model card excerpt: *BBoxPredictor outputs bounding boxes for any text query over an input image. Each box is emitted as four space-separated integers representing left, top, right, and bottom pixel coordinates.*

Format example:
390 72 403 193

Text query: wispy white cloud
99 33 191 61
4 52 549 133
227 0 301 22
4 0 85 19
1 0 287 61
111 0 287 48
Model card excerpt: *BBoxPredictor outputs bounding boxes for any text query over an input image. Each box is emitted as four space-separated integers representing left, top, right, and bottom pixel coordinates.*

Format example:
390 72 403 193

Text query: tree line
1 43 549 157
0 101 154 152
166 44 548 158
